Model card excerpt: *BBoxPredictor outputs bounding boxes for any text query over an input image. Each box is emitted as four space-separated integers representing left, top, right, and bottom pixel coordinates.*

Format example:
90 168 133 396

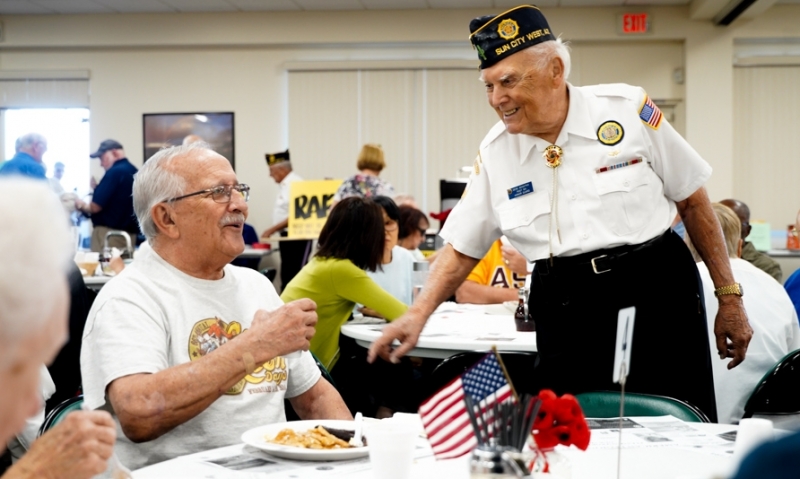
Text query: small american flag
639 95 663 130
418 353 513 459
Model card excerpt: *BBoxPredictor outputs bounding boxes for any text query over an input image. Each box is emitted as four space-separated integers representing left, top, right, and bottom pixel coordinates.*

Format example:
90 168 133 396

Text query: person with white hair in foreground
0 178 116 479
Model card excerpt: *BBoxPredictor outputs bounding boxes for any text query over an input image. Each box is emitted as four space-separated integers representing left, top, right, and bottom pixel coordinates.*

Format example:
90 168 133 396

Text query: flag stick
492 345 519 403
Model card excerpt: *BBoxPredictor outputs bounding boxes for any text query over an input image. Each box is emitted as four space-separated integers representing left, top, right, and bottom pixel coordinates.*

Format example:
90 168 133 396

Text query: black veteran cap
469 5 555 70
265 149 290 166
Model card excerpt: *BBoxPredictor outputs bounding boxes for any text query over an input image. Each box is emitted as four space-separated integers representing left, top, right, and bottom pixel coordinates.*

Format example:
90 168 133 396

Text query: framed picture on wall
142 112 235 168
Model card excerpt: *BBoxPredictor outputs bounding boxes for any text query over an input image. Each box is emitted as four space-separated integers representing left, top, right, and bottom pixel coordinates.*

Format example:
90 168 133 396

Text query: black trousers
530 230 718 422
278 233 312 292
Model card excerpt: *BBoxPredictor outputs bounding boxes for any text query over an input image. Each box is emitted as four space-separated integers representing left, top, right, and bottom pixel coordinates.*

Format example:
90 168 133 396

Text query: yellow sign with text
288 179 342 239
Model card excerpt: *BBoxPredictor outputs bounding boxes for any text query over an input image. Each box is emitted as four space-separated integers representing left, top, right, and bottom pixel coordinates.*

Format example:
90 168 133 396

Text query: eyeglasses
168 184 250 204
385 222 399 233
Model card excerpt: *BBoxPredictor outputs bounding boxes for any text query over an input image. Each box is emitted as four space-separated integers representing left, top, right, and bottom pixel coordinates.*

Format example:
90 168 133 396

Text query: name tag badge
507 182 534 200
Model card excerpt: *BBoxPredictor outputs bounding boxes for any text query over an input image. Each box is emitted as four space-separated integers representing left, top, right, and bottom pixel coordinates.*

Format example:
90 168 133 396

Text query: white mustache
220 213 245 227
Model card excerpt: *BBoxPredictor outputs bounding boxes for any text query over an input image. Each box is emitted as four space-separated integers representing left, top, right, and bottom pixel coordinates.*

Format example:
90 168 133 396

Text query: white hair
520 38 572 81
0 178 72 360
133 143 218 242
15 132 47 152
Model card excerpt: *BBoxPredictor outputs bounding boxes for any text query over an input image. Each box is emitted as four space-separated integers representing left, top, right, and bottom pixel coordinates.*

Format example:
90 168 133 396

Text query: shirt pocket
592 160 654 235
496 191 551 245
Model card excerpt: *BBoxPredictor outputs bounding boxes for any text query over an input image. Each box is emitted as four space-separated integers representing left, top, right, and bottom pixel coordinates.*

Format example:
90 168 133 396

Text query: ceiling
0 0 702 15
0 0 793 22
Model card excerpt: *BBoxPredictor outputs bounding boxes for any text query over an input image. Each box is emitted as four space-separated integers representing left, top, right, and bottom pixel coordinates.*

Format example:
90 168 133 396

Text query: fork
352 412 364 447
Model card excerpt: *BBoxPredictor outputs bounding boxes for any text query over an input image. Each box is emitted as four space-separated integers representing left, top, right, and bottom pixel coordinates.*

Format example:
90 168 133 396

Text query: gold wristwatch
714 283 744 298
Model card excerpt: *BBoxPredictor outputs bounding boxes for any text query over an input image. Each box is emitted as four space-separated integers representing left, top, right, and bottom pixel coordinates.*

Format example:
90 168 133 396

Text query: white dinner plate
241 419 368 461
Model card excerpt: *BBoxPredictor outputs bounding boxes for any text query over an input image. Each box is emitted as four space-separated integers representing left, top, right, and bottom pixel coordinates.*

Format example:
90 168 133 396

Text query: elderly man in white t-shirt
81 143 351 470
687 203 800 425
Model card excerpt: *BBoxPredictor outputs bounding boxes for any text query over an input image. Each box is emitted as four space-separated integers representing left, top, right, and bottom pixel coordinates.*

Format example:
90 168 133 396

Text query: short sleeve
285 351 322 398
91 170 118 207
80 297 169 409
439 155 502 260
636 89 712 202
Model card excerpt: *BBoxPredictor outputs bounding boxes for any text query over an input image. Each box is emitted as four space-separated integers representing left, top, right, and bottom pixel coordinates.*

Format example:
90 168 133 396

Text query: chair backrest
784 269 800 320
743 348 800 420
37 395 84 437
426 351 539 399
576 391 710 423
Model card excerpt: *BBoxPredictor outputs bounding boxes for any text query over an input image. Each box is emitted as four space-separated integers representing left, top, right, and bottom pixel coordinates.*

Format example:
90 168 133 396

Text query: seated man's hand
250 299 318 358
501 243 529 277
6 410 116 479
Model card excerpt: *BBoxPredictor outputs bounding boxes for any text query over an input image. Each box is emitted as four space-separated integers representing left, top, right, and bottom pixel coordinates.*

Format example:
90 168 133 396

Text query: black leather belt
535 230 671 275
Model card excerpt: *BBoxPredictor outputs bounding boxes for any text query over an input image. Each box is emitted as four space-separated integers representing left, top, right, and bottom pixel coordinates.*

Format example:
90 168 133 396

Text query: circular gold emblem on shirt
543 145 563 168
497 19 520 40
597 121 624 146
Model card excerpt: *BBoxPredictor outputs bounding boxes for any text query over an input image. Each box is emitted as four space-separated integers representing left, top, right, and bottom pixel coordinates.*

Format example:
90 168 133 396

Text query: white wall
1 6 799 231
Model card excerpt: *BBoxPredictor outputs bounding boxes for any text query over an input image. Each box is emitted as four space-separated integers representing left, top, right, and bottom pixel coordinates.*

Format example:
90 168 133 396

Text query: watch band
714 283 743 297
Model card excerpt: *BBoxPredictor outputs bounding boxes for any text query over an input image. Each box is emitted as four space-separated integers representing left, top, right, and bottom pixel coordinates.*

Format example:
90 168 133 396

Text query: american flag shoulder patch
639 95 663 130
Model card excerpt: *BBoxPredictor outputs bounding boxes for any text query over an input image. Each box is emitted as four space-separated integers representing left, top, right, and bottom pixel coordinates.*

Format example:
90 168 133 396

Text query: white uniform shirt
697 258 800 425
440 83 712 262
273 170 303 227
81 249 321 470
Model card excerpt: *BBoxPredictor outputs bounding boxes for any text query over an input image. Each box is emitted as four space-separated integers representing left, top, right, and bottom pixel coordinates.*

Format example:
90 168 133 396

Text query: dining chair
742 348 800 428
37 395 84 437
575 391 710 423
425 351 539 399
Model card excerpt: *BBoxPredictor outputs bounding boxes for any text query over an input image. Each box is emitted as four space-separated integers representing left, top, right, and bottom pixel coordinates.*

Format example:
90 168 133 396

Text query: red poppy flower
532 389 591 451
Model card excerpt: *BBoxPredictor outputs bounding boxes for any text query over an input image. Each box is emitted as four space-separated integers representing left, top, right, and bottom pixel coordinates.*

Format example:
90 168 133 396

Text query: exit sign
619 13 651 35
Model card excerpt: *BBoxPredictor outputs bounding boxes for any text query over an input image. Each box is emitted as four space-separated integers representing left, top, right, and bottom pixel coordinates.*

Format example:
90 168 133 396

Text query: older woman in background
333 144 394 202
398 205 430 262
358 196 415 316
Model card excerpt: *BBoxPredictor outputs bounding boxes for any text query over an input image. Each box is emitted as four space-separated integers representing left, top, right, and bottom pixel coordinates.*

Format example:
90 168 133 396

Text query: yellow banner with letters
287 179 342 239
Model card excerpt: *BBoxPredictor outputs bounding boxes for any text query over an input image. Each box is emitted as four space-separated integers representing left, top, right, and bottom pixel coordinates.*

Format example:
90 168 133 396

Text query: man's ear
151 203 180 239
550 56 565 84
737 238 743 258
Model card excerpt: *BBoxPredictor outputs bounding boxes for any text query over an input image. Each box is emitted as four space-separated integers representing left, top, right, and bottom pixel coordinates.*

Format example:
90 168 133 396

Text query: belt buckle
591 255 610 274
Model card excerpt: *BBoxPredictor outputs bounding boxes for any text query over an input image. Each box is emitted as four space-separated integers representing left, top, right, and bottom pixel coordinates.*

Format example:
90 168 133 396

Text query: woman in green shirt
280 197 408 370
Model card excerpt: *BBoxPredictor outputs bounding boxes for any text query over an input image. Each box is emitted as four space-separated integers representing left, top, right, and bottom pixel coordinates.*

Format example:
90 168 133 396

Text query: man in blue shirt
76 140 139 252
0 133 48 180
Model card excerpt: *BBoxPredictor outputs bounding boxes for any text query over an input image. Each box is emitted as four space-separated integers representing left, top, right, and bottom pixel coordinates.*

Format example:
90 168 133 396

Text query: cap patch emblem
497 19 520 40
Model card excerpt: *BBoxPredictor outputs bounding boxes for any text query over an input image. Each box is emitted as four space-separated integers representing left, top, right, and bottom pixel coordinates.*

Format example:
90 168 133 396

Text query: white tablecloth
133 419 740 479
340 303 537 359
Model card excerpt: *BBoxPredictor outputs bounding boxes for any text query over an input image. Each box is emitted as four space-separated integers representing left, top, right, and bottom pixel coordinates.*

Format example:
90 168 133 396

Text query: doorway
2 108 91 195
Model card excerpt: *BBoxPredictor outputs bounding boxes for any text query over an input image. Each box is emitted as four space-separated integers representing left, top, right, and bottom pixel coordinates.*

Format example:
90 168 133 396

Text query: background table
340 303 537 359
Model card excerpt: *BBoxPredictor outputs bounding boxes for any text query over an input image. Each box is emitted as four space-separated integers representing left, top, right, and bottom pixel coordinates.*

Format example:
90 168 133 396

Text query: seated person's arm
455 280 518 304
3 410 116 479
107 300 316 443
261 219 288 238
336 263 407 321
288 378 353 420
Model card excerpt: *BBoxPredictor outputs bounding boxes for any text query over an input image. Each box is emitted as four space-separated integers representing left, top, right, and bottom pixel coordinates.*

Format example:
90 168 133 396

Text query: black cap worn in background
265 149 290 167
469 5 555 70
90 139 123 158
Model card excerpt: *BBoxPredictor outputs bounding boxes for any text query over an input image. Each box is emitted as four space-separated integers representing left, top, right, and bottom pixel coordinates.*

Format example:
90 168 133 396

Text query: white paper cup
367 420 417 479
733 418 774 461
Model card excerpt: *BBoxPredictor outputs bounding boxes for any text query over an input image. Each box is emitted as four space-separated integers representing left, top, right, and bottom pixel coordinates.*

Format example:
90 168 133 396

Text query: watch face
738 283 744 296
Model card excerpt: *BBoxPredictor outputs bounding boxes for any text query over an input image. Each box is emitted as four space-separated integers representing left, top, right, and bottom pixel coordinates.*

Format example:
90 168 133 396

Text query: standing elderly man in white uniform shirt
81 143 350 470
687 203 800 425
260 150 313 291
370 4 752 421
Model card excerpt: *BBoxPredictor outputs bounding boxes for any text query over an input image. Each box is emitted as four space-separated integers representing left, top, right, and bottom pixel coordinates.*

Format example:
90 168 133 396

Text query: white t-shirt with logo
81 249 321 470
